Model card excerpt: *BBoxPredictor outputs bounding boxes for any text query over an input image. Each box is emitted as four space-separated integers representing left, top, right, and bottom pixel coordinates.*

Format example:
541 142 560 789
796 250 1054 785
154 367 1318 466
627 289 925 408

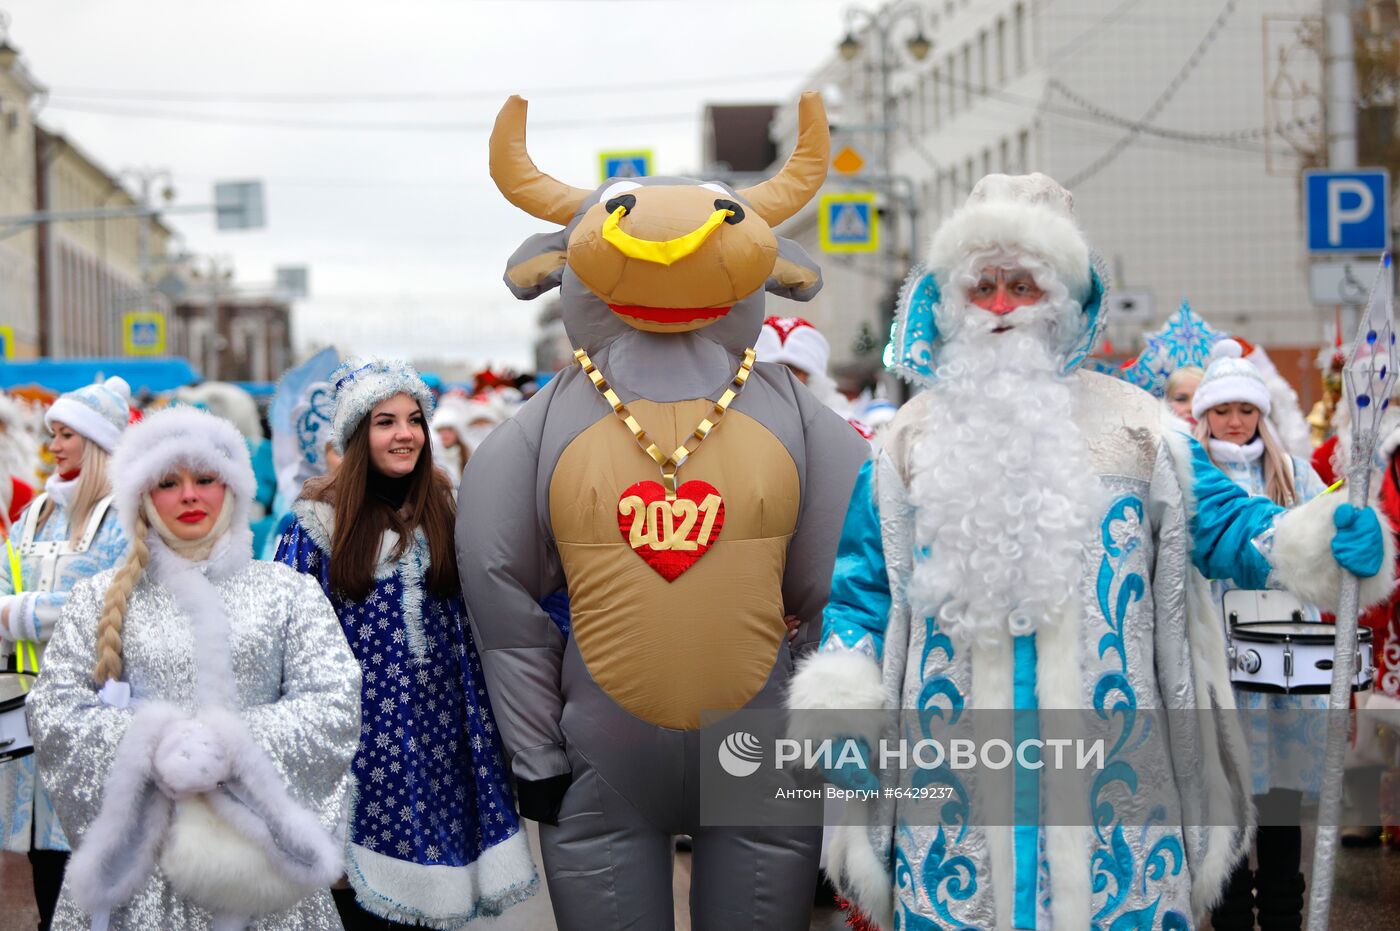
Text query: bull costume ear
504 229 569 300
490 96 591 226
767 239 823 302
736 92 830 227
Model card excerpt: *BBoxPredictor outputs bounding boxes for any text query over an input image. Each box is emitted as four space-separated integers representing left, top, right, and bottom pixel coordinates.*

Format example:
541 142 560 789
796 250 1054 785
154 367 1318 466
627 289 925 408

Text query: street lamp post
838 1 933 357
121 167 175 287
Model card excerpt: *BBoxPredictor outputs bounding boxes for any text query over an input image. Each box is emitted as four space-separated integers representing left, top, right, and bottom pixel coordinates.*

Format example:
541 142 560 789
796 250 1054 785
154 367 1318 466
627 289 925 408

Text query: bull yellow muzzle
601 206 735 267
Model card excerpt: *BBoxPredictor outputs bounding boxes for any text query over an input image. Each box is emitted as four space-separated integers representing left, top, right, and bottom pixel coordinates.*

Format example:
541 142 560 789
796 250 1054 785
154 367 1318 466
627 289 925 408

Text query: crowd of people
0 162 1397 931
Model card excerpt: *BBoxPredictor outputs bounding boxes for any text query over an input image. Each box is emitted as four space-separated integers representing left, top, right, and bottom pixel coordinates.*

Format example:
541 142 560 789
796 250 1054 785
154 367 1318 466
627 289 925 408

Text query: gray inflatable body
458 94 867 930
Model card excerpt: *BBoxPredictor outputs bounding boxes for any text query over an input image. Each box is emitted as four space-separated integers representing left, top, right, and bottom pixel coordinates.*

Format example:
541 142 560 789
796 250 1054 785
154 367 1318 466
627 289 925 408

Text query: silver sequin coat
28 558 361 931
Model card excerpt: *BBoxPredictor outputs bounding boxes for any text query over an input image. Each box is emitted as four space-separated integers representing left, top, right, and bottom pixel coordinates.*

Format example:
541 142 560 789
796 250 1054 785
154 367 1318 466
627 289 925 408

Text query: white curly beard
907 265 1095 649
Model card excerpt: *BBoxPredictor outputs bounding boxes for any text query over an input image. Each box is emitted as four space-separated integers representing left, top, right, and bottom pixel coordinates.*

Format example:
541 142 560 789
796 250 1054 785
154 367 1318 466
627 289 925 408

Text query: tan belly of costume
550 399 799 730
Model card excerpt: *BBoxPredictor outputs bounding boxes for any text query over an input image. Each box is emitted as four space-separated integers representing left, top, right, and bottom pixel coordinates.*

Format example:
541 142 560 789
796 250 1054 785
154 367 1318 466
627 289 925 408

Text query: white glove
152 719 230 800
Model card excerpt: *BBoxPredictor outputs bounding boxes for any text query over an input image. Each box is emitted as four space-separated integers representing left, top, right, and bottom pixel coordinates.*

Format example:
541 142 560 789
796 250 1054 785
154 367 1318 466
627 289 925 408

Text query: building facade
172 293 292 383
0 39 41 358
35 129 175 358
772 0 1340 399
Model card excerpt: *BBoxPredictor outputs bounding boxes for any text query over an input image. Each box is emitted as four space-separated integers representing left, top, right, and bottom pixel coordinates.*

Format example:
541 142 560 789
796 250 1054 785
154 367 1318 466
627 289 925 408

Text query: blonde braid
93 510 151 687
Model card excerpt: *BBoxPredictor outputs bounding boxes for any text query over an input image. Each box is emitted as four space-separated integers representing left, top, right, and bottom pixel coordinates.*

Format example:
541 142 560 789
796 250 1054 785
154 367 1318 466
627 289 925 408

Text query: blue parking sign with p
1306 169 1390 254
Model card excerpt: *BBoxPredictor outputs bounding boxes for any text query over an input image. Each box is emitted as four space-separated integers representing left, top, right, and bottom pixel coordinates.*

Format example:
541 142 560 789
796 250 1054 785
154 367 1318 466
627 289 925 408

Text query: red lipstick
177 510 208 524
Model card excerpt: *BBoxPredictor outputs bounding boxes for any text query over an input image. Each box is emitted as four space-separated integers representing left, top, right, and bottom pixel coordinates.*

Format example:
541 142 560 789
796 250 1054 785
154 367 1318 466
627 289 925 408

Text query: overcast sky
2 0 851 370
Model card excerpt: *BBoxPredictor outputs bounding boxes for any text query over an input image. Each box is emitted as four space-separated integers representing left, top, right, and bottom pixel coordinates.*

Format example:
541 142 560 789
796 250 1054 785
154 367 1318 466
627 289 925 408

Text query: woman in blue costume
0 377 131 931
1193 340 1328 931
277 357 535 929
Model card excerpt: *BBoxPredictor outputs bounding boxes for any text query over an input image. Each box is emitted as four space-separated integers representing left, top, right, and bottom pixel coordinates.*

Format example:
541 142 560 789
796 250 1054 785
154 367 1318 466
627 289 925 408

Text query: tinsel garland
834 895 882 931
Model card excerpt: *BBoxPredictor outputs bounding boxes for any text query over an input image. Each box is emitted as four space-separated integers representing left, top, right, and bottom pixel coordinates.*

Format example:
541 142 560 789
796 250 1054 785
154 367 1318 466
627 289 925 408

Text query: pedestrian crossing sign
599 150 653 184
819 193 879 253
122 311 166 356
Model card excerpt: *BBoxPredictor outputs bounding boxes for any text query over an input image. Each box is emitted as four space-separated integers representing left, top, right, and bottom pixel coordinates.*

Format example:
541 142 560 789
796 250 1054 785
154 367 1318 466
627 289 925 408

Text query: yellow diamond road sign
832 146 865 175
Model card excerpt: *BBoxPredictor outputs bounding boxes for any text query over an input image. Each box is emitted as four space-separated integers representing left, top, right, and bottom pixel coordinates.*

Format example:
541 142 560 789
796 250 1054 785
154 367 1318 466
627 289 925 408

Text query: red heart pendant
616 480 725 582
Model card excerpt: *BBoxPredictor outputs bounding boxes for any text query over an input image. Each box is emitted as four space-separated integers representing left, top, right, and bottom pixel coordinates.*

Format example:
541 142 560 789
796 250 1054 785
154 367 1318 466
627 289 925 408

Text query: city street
3 821 1400 929
0 0 1397 928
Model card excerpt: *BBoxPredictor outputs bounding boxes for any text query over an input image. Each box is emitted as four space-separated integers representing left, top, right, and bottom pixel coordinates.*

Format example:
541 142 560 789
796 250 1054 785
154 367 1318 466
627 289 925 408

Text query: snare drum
0 671 35 763
1228 622 1374 694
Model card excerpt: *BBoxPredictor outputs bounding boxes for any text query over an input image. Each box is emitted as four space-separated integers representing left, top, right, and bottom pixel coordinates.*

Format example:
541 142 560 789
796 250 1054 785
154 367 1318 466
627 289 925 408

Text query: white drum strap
19 494 114 593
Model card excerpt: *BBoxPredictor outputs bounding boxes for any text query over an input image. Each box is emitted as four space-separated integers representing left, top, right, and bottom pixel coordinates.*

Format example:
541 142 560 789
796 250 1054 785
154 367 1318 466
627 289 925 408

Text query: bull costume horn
490 95 592 226
736 91 831 227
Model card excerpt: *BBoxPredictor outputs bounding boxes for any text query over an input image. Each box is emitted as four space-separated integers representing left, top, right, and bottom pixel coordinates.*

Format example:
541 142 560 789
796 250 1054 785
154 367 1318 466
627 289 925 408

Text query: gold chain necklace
574 346 756 501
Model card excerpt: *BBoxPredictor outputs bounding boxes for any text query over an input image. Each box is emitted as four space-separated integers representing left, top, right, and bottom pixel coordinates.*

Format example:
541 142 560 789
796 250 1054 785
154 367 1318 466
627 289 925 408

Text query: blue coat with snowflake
277 499 535 928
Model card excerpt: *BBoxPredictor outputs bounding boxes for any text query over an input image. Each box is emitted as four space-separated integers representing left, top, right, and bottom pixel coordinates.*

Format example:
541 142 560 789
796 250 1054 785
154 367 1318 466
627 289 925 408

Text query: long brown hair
304 400 460 600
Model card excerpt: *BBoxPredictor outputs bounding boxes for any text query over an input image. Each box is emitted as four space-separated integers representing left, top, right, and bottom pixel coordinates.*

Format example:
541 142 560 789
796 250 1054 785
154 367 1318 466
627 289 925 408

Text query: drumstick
1325 478 1345 495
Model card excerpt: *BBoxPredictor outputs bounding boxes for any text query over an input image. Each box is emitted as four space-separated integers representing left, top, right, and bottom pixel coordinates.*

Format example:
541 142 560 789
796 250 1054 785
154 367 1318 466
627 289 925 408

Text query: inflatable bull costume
458 92 868 929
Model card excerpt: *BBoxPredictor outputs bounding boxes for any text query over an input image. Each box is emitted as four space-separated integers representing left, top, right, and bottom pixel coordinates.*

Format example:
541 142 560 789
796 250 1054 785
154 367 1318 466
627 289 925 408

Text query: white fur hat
755 316 831 377
111 407 255 542
45 376 132 453
328 357 435 453
1192 339 1272 420
927 173 1093 303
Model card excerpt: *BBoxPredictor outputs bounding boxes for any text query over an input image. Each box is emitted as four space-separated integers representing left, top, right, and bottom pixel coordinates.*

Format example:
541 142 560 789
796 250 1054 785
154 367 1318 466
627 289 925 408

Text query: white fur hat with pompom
1192 339 1272 420
44 376 132 453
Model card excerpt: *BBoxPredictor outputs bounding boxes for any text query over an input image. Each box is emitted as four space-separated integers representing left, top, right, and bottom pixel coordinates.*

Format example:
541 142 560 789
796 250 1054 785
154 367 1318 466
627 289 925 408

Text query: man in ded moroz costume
788 174 1395 930
459 92 868 929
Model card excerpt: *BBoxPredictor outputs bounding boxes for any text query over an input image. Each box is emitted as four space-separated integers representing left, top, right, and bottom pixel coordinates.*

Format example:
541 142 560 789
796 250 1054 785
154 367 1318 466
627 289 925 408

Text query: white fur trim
66 701 183 914
1162 420 1258 915
111 406 255 545
927 190 1092 304
399 529 429 662
199 707 345 891
785 649 887 751
147 536 244 708
970 640 1013 929
291 498 334 553
159 797 309 916
1046 825 1090 930
1270 492 1398 613
787 649 886 712
824 818 893 931
290 497 419 584
345 829 538 928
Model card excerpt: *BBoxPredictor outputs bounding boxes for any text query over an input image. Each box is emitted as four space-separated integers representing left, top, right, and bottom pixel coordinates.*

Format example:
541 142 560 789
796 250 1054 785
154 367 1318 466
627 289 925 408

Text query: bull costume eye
605 193 637 216
713 199 745 225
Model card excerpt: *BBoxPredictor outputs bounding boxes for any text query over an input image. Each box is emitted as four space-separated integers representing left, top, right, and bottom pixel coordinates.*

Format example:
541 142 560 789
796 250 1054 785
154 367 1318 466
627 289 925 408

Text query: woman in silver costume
28 406 361 931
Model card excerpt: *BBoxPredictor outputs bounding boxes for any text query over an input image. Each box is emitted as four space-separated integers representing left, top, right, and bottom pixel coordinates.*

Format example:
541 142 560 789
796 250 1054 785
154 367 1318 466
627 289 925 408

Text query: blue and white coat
789 374 1394 931
278 500 536 929
0 489 126 854
1206 441 1330 798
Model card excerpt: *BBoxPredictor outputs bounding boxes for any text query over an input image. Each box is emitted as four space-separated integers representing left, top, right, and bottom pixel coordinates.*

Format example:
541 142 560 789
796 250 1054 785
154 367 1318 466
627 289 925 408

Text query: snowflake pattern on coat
277 518 521 871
